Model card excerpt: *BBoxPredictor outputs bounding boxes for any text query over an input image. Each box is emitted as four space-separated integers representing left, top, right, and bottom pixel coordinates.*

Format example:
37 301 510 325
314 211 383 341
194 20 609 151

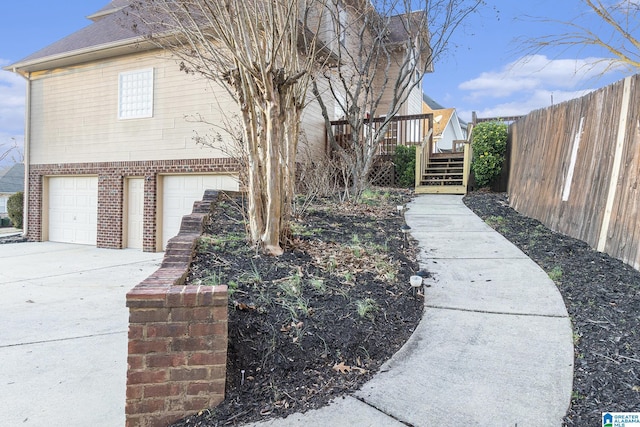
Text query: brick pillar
143 174 157 252
97 173 124 249
126 281 228 427
26 172 43 242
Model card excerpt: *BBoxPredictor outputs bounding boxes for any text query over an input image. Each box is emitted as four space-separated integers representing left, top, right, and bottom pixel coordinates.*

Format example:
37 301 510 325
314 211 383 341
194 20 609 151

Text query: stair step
429 160 464 165
426 167 463 172
428 164 464 169
423 172 463 178
425 166 463 171
421 180 464 186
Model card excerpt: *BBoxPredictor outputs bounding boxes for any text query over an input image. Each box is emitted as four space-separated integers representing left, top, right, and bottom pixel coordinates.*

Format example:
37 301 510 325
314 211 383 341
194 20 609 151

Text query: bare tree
0 137 24 165
128 0 327 255
522 0 639 73
312 0 484 200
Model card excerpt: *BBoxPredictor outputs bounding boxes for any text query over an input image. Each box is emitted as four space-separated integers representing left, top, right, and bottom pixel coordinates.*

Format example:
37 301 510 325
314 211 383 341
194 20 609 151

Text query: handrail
415 128 433 187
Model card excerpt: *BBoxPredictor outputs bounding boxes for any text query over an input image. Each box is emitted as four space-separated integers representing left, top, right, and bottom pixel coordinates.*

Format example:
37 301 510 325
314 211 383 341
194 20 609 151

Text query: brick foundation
28 158 240 252
126 190 229 427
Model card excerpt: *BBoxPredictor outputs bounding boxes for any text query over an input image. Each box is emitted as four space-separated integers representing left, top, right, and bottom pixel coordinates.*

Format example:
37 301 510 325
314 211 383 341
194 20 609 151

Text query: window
118 69 154 119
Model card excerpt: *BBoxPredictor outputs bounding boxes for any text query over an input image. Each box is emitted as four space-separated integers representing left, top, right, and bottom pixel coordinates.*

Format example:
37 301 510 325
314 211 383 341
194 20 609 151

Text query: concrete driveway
0 242 163 426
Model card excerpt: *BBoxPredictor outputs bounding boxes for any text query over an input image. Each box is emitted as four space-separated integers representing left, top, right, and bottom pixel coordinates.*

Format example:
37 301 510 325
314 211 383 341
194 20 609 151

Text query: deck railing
329 113 434 158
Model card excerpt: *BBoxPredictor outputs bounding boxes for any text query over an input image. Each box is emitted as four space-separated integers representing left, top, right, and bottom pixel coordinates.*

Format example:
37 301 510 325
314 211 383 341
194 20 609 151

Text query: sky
0 0 636 160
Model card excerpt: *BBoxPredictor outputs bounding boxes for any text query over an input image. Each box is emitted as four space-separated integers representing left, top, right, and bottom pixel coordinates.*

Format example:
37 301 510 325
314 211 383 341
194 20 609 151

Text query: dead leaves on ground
332 361 368 375
299 239 399 284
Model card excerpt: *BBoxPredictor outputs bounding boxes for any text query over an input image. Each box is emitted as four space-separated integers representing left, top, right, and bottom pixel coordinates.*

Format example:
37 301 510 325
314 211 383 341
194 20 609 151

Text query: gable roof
387 11 425 43
0 163 24 193
5 1 151 74
8 1 434 76
87 0 130 21
431 108 455 137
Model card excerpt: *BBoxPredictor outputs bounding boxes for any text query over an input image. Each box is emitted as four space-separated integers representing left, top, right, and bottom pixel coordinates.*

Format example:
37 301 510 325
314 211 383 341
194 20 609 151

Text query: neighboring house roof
422 93 468 133
0 163 25 193
431 108 455 138
422 93 446 110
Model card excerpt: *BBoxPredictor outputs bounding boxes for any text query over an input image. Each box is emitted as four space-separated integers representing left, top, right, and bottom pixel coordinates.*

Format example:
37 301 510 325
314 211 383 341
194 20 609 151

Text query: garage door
49 177 98 245
162 174 238 250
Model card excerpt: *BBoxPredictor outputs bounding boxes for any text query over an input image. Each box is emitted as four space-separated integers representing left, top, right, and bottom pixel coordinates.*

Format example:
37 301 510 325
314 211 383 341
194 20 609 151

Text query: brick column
143 174 157 253
97 173 124 249
126 282 228 427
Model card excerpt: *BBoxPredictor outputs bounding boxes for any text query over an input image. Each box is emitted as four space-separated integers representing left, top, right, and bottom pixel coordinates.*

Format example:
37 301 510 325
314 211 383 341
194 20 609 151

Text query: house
6 1 424 251
0 163 24 217
5 0 349 251
422 93 467 152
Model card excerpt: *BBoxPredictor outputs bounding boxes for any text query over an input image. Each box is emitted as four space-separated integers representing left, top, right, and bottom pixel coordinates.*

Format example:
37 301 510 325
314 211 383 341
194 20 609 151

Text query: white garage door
49 177 98 245
162 174 238 250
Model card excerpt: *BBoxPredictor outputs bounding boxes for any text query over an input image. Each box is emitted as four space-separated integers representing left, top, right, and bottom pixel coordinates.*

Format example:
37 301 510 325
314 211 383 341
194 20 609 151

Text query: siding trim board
28 158 241 252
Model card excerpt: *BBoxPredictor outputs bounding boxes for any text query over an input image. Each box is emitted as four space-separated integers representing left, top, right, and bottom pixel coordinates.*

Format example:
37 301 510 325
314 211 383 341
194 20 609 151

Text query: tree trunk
262 99 285 256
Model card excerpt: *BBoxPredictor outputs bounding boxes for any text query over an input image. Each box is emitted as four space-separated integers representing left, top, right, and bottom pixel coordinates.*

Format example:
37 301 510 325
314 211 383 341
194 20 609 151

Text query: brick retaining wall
125 190 229 427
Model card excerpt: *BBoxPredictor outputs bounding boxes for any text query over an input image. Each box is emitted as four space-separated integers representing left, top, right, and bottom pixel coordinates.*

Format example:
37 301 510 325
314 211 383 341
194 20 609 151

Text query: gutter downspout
19 70 30 239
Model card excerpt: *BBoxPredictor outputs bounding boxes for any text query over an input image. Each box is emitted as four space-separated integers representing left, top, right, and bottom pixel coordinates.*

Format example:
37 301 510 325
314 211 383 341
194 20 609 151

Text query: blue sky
0 0 635 158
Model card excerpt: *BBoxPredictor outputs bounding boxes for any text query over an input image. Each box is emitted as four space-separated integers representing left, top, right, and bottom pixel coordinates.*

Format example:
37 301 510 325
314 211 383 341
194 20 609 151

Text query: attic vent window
118 69 154 119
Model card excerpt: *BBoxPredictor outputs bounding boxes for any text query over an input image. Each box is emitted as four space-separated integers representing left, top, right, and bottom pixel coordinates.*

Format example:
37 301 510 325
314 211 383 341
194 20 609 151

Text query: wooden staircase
415 150 469 195
422 153 464 185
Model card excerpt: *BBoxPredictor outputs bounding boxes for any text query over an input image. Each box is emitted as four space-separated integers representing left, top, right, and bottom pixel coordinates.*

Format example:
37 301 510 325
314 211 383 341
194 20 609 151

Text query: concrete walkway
0 242 163 427
247 195 574 426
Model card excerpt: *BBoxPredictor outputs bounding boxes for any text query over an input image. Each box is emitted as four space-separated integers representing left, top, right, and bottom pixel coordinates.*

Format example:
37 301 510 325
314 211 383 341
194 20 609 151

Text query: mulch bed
463 191 640 427
172 189 423 426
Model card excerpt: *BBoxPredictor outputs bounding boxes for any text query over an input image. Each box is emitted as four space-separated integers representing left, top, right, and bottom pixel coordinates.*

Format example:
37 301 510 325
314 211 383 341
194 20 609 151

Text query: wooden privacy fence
509 74 640 270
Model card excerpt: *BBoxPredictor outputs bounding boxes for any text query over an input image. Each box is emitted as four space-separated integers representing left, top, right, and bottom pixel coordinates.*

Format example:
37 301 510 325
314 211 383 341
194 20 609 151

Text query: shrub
471 121 508 187
7 191 23 229
394 145 416 187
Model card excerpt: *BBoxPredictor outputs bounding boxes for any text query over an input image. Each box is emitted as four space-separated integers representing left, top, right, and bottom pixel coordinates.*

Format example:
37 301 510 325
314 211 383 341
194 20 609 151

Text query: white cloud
0 60 26 137
458 88 595 123
458 54 620 100
453 54 628 121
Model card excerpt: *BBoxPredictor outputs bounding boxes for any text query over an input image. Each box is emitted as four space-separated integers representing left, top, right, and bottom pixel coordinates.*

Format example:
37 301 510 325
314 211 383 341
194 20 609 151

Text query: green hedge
471 121 508 187
394 145 416 187
7 191 23 229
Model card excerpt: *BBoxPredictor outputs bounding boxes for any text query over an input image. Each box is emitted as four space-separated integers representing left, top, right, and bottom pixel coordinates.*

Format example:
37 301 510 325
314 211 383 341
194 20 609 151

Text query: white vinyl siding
338 4 348 47
407 83 423 116
118 68 154 119
28 51 326 165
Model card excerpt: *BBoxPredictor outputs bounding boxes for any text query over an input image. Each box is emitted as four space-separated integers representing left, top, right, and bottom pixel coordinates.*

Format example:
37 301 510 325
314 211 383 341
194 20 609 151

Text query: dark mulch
172 189 423 426
463 191 640 427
